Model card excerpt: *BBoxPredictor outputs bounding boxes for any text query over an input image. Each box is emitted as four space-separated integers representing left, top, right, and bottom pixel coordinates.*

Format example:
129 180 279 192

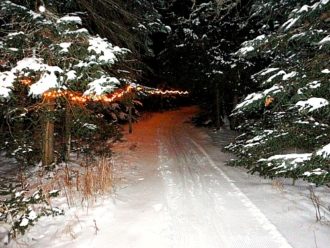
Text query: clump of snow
297 5 310 13
259 68 280 76
234 84 283 110
237 46 254 55
66 70 77 81
83 76 120 96
28 210 38 221
316 143 330 158
83 123 97 130
64 28 89 35
88 36 126 64
259 153 313 171
20 218 29 227
234 92 263 110
321 69 330 74
29 70 62 97
295 97 329 112
282 71 297 80
266 70 286 82
57 16 82 25
281 17 300 31
0 71 16 98
318 35 330 45
59 42 71 53
0 57 63 99
303 168 328 177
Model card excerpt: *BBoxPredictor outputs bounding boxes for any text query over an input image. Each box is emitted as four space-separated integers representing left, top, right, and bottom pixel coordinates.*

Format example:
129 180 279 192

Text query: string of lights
19 78 189 104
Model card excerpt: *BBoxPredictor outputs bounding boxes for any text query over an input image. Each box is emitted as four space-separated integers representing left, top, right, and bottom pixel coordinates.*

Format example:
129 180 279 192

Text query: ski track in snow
22 106 329 248
156 112 292 248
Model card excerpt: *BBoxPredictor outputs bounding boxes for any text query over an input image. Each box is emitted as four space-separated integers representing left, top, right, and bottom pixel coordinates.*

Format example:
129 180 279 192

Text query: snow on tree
227 0 330 186
0 0 129 166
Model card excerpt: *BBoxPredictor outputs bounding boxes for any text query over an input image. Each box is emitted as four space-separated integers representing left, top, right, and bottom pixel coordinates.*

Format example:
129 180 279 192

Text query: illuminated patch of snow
259 153 312 162
304 168 327 177
83 76 119 96
259 68 279 76
88 36 127 64
295 97 329 112
282 17 300 31
0 71 15 98
20 218 29 227
266 70 286 82
66 70 77 81
316 143 330 158
7 31 24 37
321 69 330 73
64 28 88 35
297 5 310 13
59 42 71 53
83 123 97 130
57 16 82 25
263 84 283 95
28 210 37 221
29 70 61 97
318 35 330 45
282 71 297 80
234 92 263 109
289 32 306 40
237 46 254 55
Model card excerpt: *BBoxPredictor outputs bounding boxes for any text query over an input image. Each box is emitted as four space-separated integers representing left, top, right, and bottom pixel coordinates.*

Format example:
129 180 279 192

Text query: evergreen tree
227 0 330 186
0 0 129 166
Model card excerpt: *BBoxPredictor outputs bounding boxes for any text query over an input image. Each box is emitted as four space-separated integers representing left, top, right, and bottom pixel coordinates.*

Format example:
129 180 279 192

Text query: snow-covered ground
8 106 330 248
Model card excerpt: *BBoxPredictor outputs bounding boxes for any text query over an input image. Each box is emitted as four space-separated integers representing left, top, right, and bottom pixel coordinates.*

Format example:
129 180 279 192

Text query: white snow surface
0 57 63 98
295 97 329 112
318 35 330 45
316 143 330 158
15 107 330 248
281 17 300 31
83 76 119 96
88 36 126 64
57 16 82 25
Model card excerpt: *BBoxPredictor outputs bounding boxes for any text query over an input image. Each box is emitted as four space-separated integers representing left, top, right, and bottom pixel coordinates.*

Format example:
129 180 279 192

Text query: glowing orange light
20 78 33 86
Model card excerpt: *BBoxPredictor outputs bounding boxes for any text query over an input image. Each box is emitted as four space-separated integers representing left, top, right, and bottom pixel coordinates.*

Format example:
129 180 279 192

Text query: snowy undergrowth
0 155 116 247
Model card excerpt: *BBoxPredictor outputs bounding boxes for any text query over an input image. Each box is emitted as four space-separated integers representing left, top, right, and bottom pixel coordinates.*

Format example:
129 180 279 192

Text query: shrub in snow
0 188 62 236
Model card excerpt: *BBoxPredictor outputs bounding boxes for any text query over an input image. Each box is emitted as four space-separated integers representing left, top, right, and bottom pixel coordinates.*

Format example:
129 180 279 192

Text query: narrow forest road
87 106 327 248
31 106 328 248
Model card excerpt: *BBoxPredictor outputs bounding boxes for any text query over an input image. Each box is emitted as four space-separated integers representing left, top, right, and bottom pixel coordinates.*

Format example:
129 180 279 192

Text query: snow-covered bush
0 188 62 236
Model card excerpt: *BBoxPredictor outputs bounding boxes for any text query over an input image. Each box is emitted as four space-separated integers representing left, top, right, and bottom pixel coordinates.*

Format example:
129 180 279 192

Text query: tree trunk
42 98 55 166
128 106 133 134
215 83 221 130
64 103 72 161
230 93 239 130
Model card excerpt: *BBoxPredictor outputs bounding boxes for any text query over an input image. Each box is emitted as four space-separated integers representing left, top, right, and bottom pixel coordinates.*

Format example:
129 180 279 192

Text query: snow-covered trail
27 106 330 248
87 106 301 248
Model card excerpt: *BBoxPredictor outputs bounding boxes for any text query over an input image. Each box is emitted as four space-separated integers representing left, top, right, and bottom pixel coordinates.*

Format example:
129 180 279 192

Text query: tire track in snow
158 127 228 248
188 137 294 248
